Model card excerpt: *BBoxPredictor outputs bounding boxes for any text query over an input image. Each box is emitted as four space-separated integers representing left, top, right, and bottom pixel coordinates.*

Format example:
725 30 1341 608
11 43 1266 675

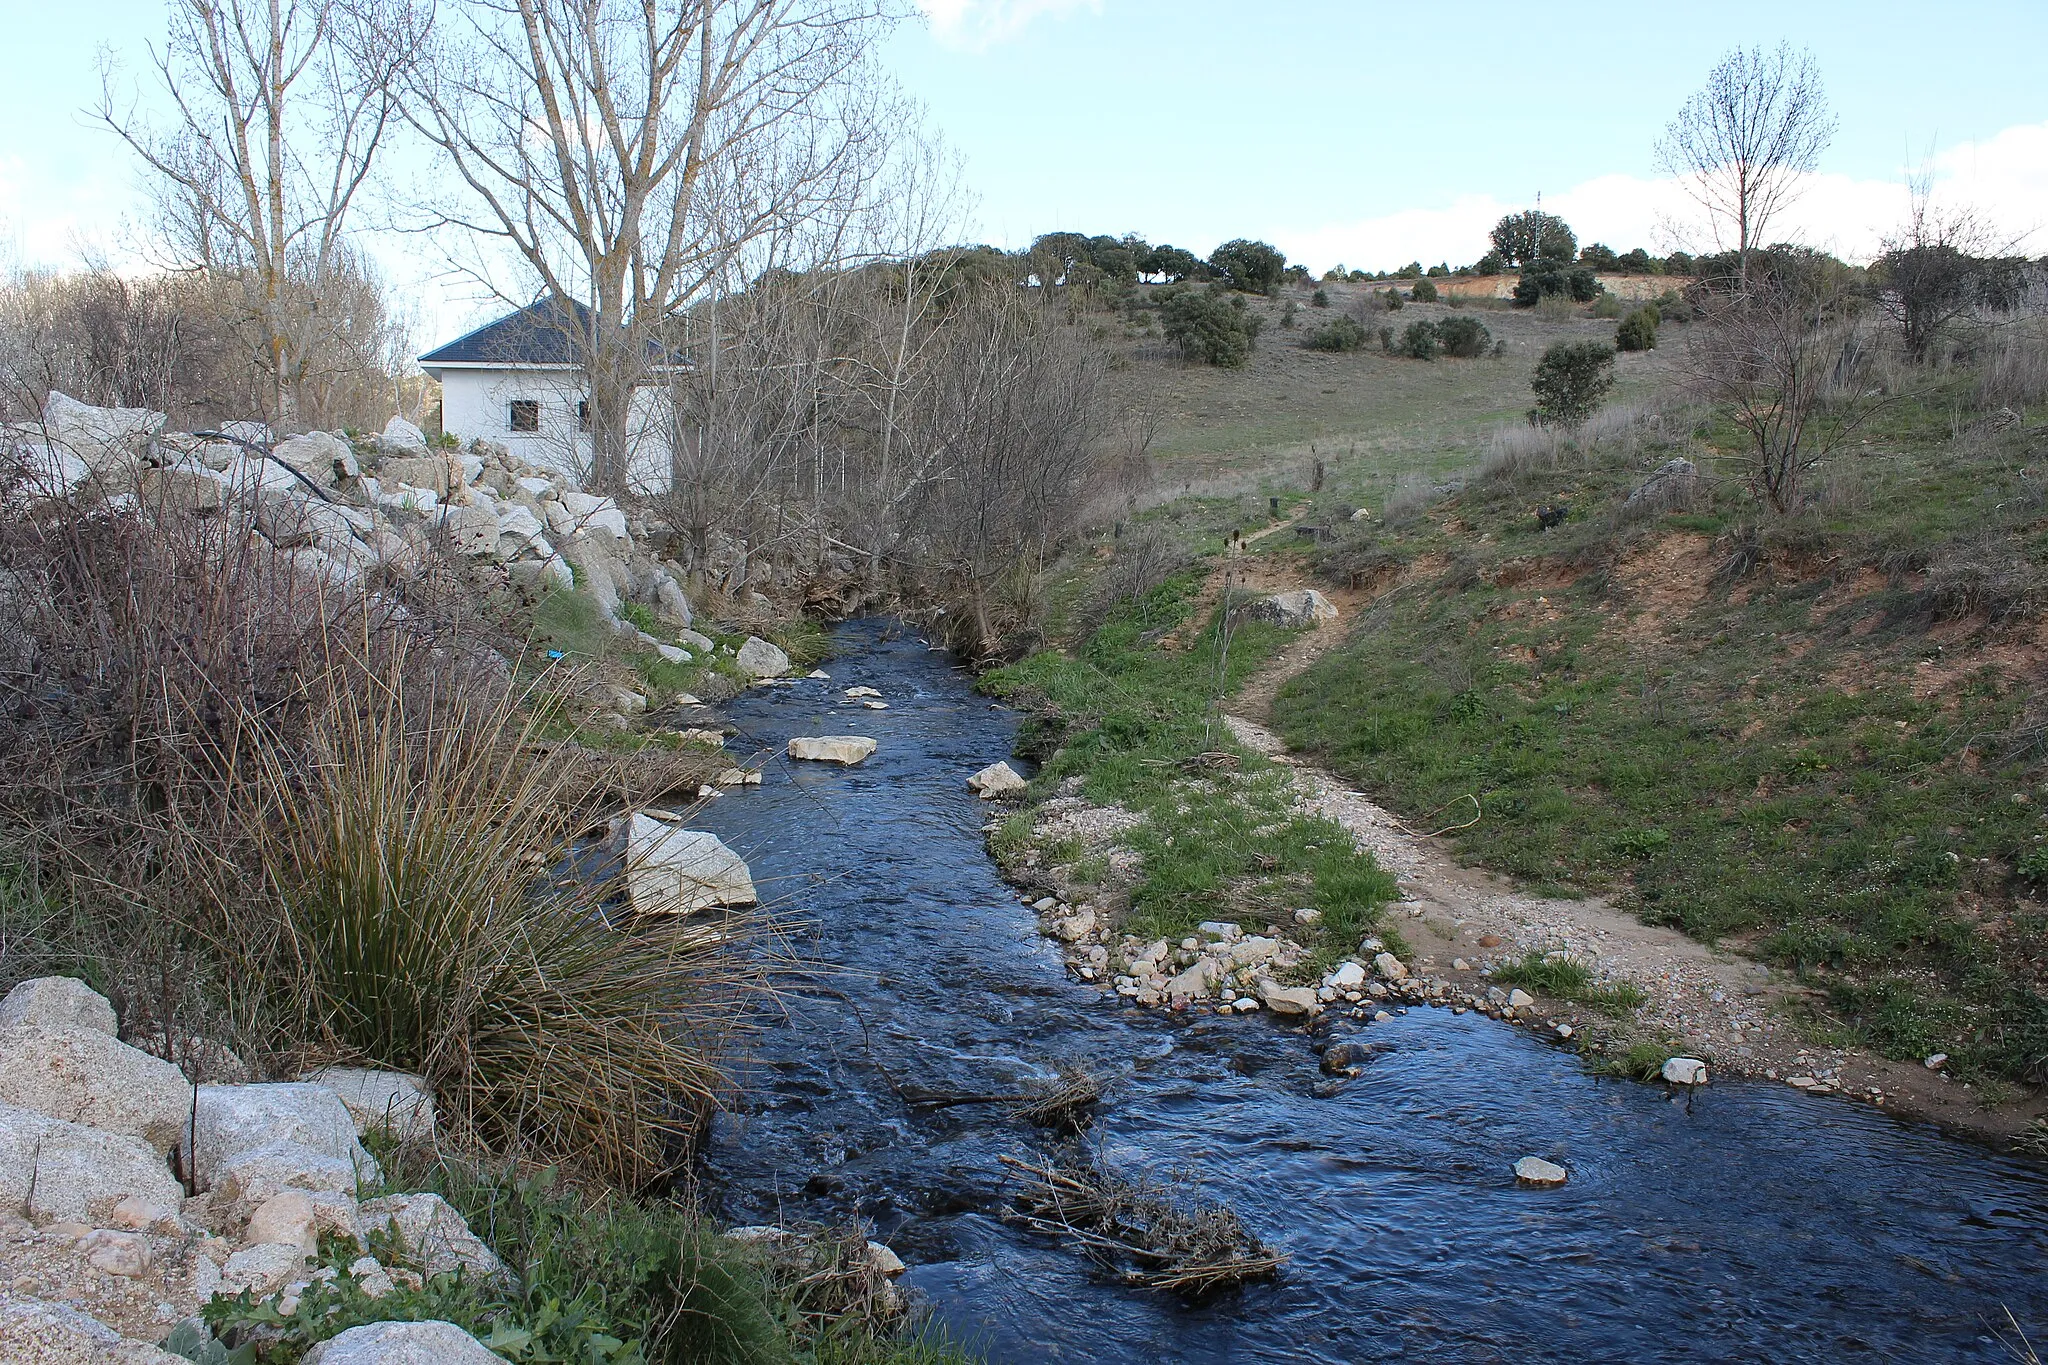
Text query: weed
1589 1040 1680 1080
1491 952 1647 1015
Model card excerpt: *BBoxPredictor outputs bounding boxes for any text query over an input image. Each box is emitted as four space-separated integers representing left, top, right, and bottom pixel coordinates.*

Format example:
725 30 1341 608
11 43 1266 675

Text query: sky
2 0 2045 348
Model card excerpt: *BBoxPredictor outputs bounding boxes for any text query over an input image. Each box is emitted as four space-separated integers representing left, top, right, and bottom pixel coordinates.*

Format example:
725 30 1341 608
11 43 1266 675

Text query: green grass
981 574 1398 966
186 1156 976 1365
1263 366 2048 1085
1588 1040 1682 1081
1490 952 1648 1017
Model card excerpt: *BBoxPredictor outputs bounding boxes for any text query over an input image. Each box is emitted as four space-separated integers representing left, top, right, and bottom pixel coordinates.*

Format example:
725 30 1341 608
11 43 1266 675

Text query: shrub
1398 320 1440 360
1529 341 1616 426
1161 289 1258 366
1514 264 1601 306
1591 292 1625 319
1280 299 1298 329
1382 288 1404 311
250 645 759 1187
1616 306 1659 351
1410 277 1439 303
1311 288 1329 308
1207 239 1288 294
1303 315 1371 352
1377 326 1394 352
1437 315 1491 358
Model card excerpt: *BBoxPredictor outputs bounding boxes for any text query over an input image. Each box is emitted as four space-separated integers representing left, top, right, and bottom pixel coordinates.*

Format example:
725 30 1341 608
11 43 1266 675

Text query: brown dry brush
1000 1148 1285 1296
1009 1064 1104 1134
0 490 765 1187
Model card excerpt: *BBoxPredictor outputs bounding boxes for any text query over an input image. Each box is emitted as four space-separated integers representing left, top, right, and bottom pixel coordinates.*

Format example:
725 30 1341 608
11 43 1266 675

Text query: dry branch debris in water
1000 1148 1284 1295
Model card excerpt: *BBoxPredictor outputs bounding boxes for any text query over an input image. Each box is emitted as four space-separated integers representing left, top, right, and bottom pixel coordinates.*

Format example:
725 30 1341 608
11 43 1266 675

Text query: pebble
1923 1053 1948 1070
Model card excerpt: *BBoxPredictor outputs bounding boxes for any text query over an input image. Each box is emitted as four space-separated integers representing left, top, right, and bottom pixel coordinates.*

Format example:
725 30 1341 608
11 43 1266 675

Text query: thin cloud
1281 120 2048 275
915 0 1099 51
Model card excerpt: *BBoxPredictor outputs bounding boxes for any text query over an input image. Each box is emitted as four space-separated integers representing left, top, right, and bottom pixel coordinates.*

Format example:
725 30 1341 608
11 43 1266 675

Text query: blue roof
419 299 690 369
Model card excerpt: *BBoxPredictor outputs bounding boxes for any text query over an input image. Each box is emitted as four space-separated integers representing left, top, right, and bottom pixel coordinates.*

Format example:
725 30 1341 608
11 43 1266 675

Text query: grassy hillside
1077 281 2048 1088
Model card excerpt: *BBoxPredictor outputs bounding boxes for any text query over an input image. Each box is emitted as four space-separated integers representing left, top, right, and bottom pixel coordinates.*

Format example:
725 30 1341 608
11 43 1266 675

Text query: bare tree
97 0 417 424
1874 170 2029 364
404 0 897 492
1680 251 1878 513
1656 43 1835 280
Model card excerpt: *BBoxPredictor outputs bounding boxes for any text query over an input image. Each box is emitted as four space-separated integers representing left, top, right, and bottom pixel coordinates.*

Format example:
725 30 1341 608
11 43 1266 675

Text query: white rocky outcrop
305 1319 507 1364
0 1290 187 1363
0 1025 193 1154
968 761 1027 798
615 812 757 914
0 977 118 1035
41 391 164 471
787 736 876 764
380 416 429 454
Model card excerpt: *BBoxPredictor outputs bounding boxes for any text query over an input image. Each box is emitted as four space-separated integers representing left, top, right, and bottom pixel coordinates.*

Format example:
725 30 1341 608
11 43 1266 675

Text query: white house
419 300 688 489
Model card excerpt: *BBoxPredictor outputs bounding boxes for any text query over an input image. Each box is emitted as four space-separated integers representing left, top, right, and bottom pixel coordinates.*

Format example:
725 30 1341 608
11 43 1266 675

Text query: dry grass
1001 1148 1284 1295
1979 317 2048 411
1009 1064 1104 1133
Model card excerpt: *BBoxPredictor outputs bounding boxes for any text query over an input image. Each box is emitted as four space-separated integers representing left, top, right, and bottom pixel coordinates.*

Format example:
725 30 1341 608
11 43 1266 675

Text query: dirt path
1221 599 2041 1145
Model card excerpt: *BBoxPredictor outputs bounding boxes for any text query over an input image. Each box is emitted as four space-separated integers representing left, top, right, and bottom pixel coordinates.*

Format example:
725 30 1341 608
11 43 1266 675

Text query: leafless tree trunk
404 0 896 493
1875 169 2027 365
1655 42 1835 282
97 0 416 425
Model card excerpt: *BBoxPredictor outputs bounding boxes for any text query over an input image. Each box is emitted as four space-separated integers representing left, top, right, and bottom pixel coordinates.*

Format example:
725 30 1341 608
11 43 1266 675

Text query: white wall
438 367 674 489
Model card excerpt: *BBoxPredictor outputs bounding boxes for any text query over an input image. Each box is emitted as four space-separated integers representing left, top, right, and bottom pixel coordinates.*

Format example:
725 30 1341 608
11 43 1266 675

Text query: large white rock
0 1102 185 1225
300 1068 436 1142
967 761 1027 798
735 636 791 680
220 1241 311 1298
0 978 116 1035
380 416 429 454
495 504 546 543
1661 1057 1709 1086
786 736 876 765
437 504 502 558
41 391 164 469
211 1140 364 1211
1257 980 1319 1015
253 488 375 549
358 1193 509 1283
1244 589 1340 628
1372 952 1408 982
0 1025 193 1154
0 1289 189 1363
182 1084 378 1195
376 455 451 498
615 813 756 914
305 1319 507 1364
271 432 357 485
7 437 93 499
559 491 628 540
1514 1156 1569 1187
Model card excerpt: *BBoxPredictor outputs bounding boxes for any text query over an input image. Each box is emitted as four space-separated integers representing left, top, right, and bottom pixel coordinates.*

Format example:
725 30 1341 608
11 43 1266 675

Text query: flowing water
686 620 2048 1364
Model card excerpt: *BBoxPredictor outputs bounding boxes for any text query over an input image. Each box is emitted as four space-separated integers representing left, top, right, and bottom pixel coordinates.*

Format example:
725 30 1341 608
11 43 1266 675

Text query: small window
577 400 591 433
508 399 540 433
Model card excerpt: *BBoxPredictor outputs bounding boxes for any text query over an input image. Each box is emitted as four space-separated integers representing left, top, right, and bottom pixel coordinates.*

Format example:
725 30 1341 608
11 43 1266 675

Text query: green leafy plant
1398 321 1440 361
1436 315 1491 358
1529 341 1617 426
1616 306 1660 352
1410 277 1439 303
1302 315 1370 353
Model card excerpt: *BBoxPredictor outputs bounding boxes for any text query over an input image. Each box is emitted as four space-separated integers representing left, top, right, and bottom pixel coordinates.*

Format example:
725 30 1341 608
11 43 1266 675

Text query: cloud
1281 121 2048 274
914 0 1099 51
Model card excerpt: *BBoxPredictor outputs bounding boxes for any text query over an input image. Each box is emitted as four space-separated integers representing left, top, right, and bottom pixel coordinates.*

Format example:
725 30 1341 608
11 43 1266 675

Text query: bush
1398 320 1440 360
1513 264 1601 307
1591 292 1625 319
1437 315 1491 358
1529 341 1616 426
1161 289 1258 366
1382 288 1404 312
1311 288 1329 308
1303 315 1371 352
1280 299 1298 329
1207 239 1288 294
1616 306 1659 352
1410 277 1439 303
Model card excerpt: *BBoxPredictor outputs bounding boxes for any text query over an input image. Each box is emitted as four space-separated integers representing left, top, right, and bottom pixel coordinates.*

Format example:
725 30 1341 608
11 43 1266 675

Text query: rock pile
5 393 696 636
0 976 513 1362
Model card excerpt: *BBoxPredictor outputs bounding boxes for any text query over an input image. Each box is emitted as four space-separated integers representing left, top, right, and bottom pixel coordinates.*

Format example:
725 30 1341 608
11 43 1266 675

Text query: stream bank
684 619 2048 1364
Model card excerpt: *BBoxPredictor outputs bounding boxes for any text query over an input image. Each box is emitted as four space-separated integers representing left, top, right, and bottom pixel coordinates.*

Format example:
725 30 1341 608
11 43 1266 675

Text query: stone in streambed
787 736 876 765
967 761 1027 798
1514 1156 1568 1187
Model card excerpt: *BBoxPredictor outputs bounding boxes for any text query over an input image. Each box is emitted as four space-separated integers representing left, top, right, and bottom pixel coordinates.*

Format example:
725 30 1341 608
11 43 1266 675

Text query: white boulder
380 416 429 454
967 761 1027 798
735 636 792 680
211 1140 363 1212
1514 1156 1568 1187
221 1241 311 1298
299 1068 436 1142
1372 952 1408 981
1257 980 1320 1015
0 977 117 1035
0 1024 194 1154
0 1102 186 1225
182 1083 378 1195
358 1193 508 1283
1661 1057 1709 1086
42 391 164 468
271 432 357 485
0 1291 188 1364
616 813 757 914
787 736 876 765
305 1319 507 1364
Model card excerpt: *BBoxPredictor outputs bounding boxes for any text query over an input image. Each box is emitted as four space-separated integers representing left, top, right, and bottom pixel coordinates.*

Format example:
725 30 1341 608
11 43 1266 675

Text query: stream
686 619 2048 1364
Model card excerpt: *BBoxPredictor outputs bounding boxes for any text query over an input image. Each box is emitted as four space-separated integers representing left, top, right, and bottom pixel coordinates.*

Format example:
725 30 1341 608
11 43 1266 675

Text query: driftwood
999 1151 1285 1295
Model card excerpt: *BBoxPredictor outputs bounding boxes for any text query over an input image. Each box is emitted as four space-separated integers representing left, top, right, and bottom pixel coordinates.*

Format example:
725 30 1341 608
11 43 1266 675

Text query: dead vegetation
1000 1148 1285 1295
